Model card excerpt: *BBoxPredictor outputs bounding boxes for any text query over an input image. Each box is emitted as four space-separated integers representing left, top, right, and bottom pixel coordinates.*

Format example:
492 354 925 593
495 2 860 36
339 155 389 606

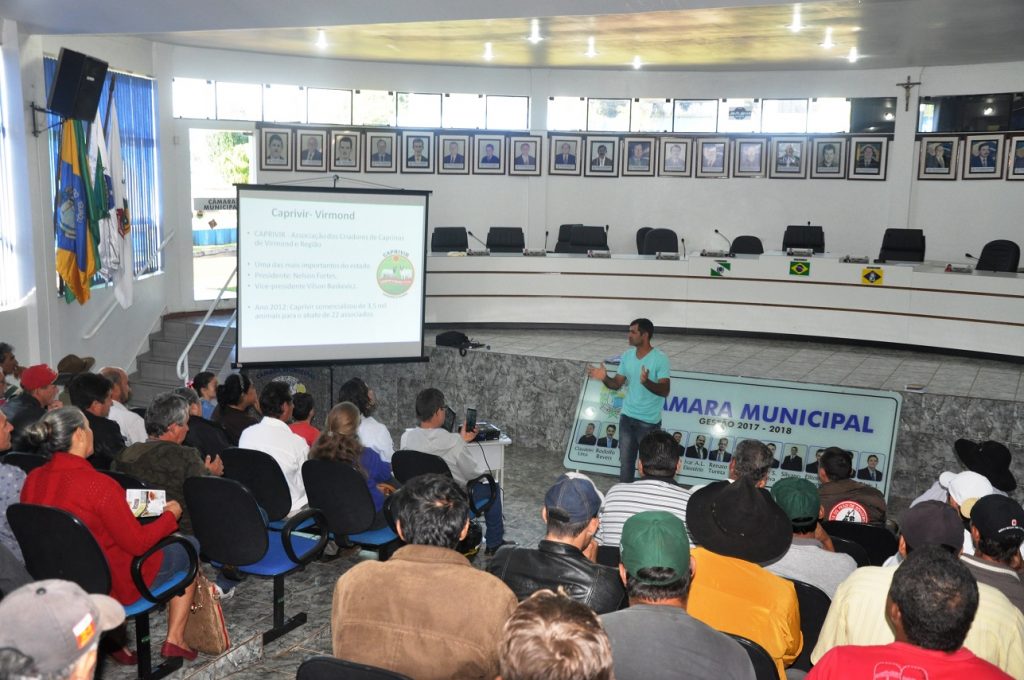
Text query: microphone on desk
467 231 488 249
714 229 732 250
680 238 686 258
965 253 978 261
544 230 550 251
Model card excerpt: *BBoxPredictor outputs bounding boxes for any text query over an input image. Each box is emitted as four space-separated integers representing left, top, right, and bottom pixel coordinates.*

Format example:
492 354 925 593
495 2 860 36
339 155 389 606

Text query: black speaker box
47 48 108 121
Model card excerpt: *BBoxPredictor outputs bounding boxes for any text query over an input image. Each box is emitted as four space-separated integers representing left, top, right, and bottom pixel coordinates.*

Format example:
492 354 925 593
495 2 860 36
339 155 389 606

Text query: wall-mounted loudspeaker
46 48 109 122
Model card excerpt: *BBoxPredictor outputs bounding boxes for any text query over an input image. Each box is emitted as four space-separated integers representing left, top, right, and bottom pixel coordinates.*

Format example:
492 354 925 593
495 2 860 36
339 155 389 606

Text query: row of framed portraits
916 134 1024 181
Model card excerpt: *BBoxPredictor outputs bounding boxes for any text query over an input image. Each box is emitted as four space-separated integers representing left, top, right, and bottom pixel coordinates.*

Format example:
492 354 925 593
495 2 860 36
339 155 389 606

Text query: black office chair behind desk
553 223 582 253
430 226 468 253
566 225 609 253
731 235 765 255
976 239 1021 272
635 227 652 253
486 226 525 253
782 224 825 253
876 228 926 263
640 228 679 254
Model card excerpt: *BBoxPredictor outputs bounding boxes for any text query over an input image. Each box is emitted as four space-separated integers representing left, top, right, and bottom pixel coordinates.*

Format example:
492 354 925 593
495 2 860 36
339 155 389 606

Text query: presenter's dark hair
638 430 679 478
390 473 469 548
415 387 445 422
338 377 374 416
67 372 113 411
888 546 978 651
192 371 216 394
630 318 654 339
259 381 293 419
292 392 314 421
821 447 854 481
733 439 773 483
216 373 252 408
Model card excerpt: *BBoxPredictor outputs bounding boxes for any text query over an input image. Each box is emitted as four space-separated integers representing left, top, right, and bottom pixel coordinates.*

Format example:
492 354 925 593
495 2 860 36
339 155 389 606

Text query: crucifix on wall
897 75 922 112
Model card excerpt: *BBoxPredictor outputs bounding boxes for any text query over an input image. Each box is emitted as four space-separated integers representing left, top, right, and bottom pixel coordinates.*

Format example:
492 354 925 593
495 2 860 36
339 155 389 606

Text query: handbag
183 571 231 655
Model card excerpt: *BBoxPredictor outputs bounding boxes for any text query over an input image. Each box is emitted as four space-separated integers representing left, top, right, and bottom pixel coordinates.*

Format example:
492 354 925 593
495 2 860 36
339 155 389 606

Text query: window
808 98 852 133
761 99 808 133
397 92 441 128
442 93 485 129
171 78 215 119
547 96 587 131
215 82 261 121
718 98 762 133
352 90 396 126
263 84 306 124
673 100 718 132
916 93 1020 133
631 98 673 132
588 98 630 132
307 87 352 125
486 96 529 129
0 61 16 309
850 97 896 133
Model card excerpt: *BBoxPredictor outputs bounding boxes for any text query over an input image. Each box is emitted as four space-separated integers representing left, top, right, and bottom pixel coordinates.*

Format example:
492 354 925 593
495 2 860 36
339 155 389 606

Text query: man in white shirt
337 377 395 462
239 381 308 514
99 366 147 445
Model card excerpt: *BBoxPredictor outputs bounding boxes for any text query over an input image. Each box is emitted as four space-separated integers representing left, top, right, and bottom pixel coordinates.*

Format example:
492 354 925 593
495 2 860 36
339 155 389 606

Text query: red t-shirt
809 642 1012 679
289 421 320 447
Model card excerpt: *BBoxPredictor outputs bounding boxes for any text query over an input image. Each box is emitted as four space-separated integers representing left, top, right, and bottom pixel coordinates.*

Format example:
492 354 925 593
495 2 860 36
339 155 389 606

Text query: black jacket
183 414 230 461
84 411 126 470
487 540 626 614
1 393 46 453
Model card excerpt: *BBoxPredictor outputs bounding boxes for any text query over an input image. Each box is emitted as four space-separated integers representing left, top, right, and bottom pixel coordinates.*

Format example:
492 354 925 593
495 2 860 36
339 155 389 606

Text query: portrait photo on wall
330 131 362 172
849 137 888 180
621 136 656 177
509 135 542 176
769 137 807 178
695 138 728 178
473 135 506 175
259 127 293 172
658 137 692 177
584 136 619 177
810 137 847 179
297 130 328 172
438 134 470 175
733 138 766 177
365 131 398 173
548 135 582 176
402 132 435 173
963 135 1004 179
916 137 957 180
1008 136 1024 180
856 452 885 482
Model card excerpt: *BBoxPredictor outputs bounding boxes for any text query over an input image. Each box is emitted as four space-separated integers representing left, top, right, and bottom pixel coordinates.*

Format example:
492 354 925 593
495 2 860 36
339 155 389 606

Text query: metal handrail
201 308 237 373
176 265 237 383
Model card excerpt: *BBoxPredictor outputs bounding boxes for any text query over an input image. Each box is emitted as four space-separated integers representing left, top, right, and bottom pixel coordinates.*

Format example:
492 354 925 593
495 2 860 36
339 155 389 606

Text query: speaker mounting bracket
29 102 62 138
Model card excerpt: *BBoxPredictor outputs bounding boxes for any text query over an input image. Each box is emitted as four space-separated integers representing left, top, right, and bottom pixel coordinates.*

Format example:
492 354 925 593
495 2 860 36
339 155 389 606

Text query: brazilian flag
789 260 810 277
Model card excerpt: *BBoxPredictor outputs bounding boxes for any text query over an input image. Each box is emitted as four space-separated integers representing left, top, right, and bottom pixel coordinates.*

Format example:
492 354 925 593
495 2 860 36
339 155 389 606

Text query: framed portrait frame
658 138 691 177
768 137 807 179
508 135 542 176
584 136 619 178
695 138 728 178
259 127 293 172
1007 135 1024 181
810 137 847 179
548 135 582 176
733 138 766 178
437 134 470 175
621 136 656 177
916 137 957 180
962 135 1004 180
473 134 506 175
365 131 398 173
296 129 328 172
402 131 435 174
848 137 888 180
329 130 362 172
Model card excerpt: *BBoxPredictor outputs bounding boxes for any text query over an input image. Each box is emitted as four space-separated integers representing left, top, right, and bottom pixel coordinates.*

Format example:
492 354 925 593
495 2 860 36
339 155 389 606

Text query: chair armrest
131 533 199 604
467 473 498 516
282 507 329 565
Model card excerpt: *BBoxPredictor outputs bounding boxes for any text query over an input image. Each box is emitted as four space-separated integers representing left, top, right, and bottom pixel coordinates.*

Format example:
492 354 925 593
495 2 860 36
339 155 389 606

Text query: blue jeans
150 535 198 593
618 413 662 482
472 480 505 546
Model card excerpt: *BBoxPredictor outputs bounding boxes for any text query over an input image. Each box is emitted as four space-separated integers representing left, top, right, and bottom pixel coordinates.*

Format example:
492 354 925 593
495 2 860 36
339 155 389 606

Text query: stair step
149 337 233 363
161 317 236 346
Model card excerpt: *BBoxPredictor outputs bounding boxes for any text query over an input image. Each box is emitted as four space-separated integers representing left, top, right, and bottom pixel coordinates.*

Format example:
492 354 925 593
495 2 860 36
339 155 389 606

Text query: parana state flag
54 119 101 304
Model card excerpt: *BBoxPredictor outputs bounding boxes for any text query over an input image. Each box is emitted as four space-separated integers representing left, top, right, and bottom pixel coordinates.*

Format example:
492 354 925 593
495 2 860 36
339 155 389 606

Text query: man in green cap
600 511 755 680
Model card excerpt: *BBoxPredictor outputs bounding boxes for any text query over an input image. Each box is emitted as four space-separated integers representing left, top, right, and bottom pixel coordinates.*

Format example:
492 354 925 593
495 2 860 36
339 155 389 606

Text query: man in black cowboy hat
910 439 1016 507
685 476 802 678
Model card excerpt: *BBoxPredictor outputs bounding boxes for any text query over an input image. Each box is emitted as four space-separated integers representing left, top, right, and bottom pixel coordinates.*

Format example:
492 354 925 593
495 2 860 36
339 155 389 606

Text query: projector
787 248 815 257
474 421 504 441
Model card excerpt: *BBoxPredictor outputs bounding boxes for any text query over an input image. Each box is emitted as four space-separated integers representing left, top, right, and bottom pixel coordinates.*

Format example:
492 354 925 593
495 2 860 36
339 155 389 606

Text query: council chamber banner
564 370 902 499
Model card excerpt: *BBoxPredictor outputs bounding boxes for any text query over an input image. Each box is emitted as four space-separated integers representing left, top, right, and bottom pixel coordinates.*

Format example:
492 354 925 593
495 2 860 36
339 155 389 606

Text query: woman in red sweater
20 406 200 661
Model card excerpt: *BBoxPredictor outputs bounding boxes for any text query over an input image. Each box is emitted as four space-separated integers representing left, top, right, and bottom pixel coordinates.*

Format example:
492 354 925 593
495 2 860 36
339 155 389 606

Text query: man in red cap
0 364 62 453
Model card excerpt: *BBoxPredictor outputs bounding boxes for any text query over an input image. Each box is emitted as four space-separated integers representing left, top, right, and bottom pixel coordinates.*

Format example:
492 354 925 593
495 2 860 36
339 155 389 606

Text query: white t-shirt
109 400 147 445
239 417 309 514
359 416 395 462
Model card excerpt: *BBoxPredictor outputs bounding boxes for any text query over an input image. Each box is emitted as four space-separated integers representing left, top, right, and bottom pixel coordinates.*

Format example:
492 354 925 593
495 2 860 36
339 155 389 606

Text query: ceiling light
883 112 895 121
483 42 494 61
632 55 643 70
585 36 597 58
315 29 327 50
527 19 543 44
788 4 803 32
983 106 994 115
820 27 834 49
847 46 859 63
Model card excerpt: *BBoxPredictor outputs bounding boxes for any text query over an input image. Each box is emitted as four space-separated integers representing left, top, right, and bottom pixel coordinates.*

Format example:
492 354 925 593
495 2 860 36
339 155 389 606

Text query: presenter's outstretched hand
587 364 607 381
459 423 479 442
640 365 649 383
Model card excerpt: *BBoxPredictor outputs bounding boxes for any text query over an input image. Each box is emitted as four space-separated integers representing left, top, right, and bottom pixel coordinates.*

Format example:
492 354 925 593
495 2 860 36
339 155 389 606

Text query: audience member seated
942 470 995 555
190 370 218 420
175 387 231 461
331 474 517 679
601 511 755 680
67 372 125 470
54 352 95 408
0 579 126 679
767 477 857 598
816 447 886 523
686 477 802 679
309 401 394 526
114 392 223 535
338 377 395 462
212 373 260 445
962 495 1024 612
498 589 615 680
0 410 26 563
808 547 1013 679
98 367 147 446
400 387 511 554
691 438 774 493
489 473 625 613
1 364 62 453
0 342 21 403
812 500 1024 676
596 430 691 547
19 407 199 661
239 381 308 514
912 439 1016 506
0 543 30 597
288 392 319 446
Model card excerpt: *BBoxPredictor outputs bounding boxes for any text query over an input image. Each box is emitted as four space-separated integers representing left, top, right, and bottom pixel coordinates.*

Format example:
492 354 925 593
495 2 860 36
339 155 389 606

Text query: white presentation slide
236 186 429 364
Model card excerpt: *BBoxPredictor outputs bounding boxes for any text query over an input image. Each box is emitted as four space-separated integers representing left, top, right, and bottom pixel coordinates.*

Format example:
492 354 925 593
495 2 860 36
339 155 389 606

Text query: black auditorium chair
391 450 497 516
102 469 152 489
564 225 609 253
430 227 468 253
731 235 764 255
976 239 1021 272
726 634 778 680
822 520 898 566
553 223 581 253
635 227 652 253
830 535 870 567
788 579 832 671
876 228 925 262
782 224 825 253
219 447 305 532
641 228 679 255
486 226 526 253
297 656 413 680
0 452 48 473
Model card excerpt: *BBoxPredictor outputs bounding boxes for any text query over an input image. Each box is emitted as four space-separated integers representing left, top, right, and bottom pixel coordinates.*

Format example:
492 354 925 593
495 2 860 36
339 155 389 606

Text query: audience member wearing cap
67 372 126 471
19 407 200 663
910 439 1014 507
600 511 755 680
0 579 125 680
489 473 625 614
816 447 887 523
55 353 96 409
0 341 21 403
766 477 857 598
595 430 692 549
685 477 802 679
940 470 997 556
498 589 615 680
963 494 1024 613
1 363 62 453
808 547 1012 680
812 500 1024 676
98 366 147 446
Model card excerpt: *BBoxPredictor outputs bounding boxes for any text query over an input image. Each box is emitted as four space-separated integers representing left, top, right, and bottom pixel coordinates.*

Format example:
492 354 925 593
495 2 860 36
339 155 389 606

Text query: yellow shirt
687 547 803 680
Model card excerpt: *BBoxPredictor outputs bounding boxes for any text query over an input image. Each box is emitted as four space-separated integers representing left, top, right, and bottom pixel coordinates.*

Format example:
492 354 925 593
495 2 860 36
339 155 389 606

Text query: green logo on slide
377 253 415 297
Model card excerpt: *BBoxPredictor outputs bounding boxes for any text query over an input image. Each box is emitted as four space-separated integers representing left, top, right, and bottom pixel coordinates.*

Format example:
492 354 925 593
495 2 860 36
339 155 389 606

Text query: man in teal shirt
588 318 671 482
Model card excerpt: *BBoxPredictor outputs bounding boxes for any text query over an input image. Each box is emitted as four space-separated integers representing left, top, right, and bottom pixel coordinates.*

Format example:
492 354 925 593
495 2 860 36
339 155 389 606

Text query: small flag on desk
861 267 884 285
789 260 810 277
710 260 731 277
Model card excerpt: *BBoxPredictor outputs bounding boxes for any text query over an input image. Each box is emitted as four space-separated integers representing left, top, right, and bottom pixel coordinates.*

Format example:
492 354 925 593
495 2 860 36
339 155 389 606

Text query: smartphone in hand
466 407 477 432
443 405 457 432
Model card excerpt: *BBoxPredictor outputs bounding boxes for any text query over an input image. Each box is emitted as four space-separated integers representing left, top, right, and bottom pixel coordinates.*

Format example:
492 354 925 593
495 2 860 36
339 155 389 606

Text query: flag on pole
54 119 100 304
89 108 114 279
104 100 133 308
